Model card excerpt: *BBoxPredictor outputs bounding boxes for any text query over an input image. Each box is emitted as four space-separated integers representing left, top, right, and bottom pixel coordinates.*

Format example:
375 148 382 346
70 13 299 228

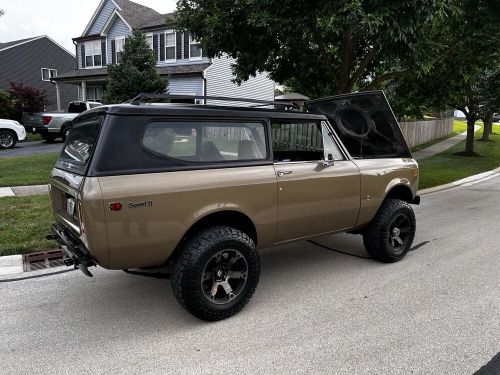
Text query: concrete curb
418 166 500 195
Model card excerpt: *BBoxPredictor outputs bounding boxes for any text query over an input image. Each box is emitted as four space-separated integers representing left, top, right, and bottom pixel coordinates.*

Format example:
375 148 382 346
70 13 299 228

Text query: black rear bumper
413 195 421 205
49 223 96 277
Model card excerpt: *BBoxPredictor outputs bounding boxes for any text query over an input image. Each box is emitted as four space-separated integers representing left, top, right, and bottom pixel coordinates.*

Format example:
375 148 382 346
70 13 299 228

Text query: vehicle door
272 120 360 243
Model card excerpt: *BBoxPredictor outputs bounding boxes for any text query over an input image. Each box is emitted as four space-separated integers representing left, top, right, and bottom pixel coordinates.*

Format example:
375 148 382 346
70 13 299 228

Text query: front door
272 120 360 243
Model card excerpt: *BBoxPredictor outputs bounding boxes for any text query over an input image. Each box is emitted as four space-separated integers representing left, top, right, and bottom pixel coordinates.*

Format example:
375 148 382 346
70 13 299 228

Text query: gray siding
0 37 78 112
168 76 204 95
88 0 116 35
205 56 275 106
107 17 131 64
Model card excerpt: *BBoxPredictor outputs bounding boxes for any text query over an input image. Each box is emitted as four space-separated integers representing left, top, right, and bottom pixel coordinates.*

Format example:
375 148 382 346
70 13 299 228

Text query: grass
418 124 500 189
0 153 58 187
0 195 56 256
25 133 43 142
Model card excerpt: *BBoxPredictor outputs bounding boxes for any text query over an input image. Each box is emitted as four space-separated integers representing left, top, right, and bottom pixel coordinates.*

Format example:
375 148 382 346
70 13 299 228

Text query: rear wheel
363 198 416 263
61 126 71 141
171 226 260 321
0 130 16 149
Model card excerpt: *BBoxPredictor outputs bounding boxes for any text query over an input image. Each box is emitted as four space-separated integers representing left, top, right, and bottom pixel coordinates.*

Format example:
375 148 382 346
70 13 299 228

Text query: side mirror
322 153 335 167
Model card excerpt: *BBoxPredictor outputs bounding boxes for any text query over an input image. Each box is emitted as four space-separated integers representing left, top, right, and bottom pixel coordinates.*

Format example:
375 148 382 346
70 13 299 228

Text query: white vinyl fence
398 118 454 148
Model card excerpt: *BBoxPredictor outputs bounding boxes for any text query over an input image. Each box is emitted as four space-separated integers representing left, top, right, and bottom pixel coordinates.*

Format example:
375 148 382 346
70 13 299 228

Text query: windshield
56 114 103 175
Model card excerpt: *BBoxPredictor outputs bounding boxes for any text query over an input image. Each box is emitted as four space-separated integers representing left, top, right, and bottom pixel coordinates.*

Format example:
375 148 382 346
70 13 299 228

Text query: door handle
276 170 293 177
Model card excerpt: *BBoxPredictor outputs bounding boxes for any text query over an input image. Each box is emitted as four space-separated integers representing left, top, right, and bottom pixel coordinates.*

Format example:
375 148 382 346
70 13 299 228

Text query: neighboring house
52 0 274 107
0 36 77 112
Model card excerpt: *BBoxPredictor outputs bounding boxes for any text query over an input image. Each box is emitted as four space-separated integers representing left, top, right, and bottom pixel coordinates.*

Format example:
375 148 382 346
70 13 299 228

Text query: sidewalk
0 184 48 197
413 125 481 160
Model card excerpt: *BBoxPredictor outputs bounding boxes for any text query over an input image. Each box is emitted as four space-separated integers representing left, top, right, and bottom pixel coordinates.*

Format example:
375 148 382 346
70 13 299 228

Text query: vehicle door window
321 122 344 161
271 121 324 162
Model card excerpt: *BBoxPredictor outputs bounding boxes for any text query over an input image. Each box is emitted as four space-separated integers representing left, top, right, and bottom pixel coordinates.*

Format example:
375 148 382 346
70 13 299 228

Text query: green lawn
410 120 466 153
25 133 43 142
0 195 56 256
418 125 500 189
0 153 58 187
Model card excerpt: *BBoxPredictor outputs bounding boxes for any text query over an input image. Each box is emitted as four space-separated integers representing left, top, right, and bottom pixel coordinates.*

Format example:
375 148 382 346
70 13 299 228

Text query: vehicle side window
142 121 267 162
322 123 344 161
271 121 324 162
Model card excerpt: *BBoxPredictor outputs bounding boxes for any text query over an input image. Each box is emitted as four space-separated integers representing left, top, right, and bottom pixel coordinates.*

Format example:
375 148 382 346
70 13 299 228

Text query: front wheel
0 130 16 149
363 198 416 263
171 226 260 321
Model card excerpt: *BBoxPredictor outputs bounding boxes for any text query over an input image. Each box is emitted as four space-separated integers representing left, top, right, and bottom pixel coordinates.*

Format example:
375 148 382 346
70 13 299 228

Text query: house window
189 36 202 60
41 68 57 81
86 86 103 102
165 31 176 61
115 36 126 64
145 34 154 50
84 41 102 67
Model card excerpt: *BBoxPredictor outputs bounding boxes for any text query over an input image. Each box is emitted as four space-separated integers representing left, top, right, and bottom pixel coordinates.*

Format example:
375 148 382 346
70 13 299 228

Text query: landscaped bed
0 195 56 256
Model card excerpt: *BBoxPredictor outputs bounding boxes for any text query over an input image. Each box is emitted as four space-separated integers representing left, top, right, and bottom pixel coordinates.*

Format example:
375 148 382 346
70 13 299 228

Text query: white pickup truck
22 101 101 142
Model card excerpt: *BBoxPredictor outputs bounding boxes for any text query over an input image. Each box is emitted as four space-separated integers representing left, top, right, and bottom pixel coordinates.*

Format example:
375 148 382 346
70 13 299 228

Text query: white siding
168 76 204 95
88 0 116 35
205 56 275 106
107 17 131 64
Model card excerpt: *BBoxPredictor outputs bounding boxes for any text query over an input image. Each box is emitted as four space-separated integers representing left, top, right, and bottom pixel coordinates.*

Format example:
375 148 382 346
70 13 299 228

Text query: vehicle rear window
68 103 88 113
56 114 103 175
142 121 267 162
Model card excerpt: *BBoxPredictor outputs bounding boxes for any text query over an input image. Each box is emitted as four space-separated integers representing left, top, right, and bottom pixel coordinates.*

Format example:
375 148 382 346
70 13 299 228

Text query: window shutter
159 33 165 61
81 44 86 68
111 40 116 64
153 34 159 61
176 33 182 60
101 41 106 66
184 33 190 59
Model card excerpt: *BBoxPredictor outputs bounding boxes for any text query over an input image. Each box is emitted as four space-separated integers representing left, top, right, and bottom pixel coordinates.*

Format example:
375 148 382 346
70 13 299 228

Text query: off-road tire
0 130 16 149
171 226 260 321
363 198 416 263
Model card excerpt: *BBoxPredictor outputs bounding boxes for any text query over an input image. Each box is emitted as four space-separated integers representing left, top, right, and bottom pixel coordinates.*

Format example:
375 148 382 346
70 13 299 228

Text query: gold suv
49 91 419 321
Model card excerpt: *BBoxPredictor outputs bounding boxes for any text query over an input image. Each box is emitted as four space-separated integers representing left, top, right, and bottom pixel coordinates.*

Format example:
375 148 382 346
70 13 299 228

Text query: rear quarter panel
98 166 277 269
353 158 419 227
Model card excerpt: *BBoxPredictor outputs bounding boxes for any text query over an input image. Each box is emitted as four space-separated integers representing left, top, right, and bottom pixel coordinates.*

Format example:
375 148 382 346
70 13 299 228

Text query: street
0 140 63 158
1 175 499 375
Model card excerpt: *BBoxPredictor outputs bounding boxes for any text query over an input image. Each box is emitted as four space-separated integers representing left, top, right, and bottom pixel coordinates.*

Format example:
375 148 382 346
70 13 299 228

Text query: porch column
81 81 87 101
55 82 62 113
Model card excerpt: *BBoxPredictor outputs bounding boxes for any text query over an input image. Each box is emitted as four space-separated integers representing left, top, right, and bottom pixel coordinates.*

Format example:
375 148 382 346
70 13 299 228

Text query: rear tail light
42 115 52 125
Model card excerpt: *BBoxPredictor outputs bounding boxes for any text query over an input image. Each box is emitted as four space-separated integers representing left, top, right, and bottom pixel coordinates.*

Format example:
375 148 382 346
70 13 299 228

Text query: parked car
22 101 101 142
0 119 26 149
492 113 500 123
48 91 420 321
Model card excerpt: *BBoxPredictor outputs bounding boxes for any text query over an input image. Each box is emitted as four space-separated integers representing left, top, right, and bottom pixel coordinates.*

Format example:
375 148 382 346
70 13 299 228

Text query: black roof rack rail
129 93 298 110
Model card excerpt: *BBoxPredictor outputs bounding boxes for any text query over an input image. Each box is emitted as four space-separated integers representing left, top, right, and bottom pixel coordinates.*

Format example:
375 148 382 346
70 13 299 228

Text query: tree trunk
465 116 476 154
481 113 493 141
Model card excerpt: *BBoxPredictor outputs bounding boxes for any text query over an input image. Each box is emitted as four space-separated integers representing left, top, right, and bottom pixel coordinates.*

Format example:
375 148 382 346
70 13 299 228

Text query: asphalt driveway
0 140 63 158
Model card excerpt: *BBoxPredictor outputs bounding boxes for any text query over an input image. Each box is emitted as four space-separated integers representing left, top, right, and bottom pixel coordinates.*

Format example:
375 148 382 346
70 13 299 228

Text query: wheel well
60 122 71 133
385 185 413 203
169 211 258 262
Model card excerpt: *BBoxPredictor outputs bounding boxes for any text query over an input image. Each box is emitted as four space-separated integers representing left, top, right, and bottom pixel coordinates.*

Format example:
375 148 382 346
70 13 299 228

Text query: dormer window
189 36 202 60
84 41 102 67
115 36 126 64
165 31 176 62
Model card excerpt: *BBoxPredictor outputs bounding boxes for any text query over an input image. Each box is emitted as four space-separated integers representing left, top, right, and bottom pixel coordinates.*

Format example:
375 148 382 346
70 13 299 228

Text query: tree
0 9 4 17
476 68 500 141
7 82 48 122
103 29 167 104
175 0 454 96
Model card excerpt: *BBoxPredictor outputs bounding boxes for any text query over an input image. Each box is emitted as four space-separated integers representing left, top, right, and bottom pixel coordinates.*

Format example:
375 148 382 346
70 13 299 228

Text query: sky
0 0 177 54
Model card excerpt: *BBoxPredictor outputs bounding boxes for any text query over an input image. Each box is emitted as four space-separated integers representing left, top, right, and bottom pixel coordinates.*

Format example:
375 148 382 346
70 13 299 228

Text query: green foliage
7 82 48 122
0 90 12 118
175 0 450 96
103 29 167 104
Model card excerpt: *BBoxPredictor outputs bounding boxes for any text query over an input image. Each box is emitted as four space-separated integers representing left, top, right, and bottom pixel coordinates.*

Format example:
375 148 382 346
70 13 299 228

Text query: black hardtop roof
77 103 327 121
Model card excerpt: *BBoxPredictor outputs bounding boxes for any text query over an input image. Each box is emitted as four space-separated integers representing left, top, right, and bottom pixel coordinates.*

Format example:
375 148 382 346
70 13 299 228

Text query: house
0 36 77 112
52 0 274 107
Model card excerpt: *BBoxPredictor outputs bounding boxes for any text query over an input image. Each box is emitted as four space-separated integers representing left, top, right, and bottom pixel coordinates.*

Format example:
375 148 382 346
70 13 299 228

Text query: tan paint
353 158 419 227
